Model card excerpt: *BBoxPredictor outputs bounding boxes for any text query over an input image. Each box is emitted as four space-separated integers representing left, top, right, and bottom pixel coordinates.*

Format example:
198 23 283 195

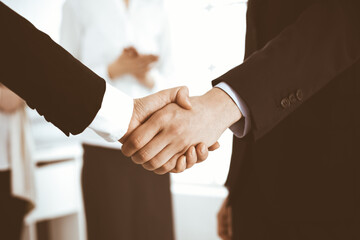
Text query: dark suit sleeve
213 0 360 140
0 2 106 136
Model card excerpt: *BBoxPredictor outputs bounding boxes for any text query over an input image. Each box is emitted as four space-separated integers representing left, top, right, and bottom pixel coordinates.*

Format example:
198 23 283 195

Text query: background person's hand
217 197 232 240
107 46 158 89
120 86 219 173
0 85 24 113
121 87 242 174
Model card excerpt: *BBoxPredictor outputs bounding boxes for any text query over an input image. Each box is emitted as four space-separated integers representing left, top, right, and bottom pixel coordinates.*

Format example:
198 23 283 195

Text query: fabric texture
1 2 105 136
211 0 360 238
9 108 36 209
81 144 174 240
0 171 28 240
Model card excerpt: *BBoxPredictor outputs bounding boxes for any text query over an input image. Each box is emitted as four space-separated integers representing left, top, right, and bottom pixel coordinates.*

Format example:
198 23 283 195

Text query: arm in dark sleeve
213 0 360 140
0 2 105 136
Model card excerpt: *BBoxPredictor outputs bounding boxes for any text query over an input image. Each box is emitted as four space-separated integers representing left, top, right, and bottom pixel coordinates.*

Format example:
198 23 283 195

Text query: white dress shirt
61 0 174 149
215 83 251 138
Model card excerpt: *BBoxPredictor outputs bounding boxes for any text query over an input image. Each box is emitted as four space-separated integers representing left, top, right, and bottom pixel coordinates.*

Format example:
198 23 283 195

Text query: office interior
1 0 248 239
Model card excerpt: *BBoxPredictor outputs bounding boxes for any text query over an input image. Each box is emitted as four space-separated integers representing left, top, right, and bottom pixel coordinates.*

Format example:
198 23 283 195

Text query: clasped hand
120 87 242 174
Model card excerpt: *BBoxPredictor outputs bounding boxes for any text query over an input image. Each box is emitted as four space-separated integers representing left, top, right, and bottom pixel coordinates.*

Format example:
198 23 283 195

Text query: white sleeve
60 3 133 142
215 82 251 138
88 83 133 142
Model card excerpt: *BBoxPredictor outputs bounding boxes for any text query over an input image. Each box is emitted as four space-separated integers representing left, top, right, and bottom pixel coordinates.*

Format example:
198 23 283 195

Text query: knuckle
138 149 151 163
130 136 143 150
142 163 151 171
121 147 131 157
177 139 188 149
170 125 184 136
155 166 168 175
131 155 143 165
144 159 158 171
156 111 170 125
162 164 172 173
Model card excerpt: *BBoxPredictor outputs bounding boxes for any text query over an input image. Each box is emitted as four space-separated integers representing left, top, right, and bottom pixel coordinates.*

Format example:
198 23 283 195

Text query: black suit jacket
213 0 360 237
0 3 105 136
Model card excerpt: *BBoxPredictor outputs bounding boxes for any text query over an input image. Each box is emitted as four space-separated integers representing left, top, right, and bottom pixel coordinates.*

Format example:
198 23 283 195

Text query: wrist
203 88 242 128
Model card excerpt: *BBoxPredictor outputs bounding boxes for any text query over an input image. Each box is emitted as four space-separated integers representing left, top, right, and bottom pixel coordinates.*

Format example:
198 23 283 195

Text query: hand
108 46 158 89
217 197 232 240
0 85 24 113
121 88 242 174
120 86 220 173
169 142 220 174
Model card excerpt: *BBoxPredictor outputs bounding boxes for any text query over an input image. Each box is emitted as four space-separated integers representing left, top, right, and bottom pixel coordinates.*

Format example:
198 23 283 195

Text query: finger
135 86 191 121
136 56 157 68
142 54 158 63
132 132 169 165
170 155 187 173
121 115 163 157
209 141 220 151
141 142 185 171
195 143 209 163
185 146 197 169
153 152 181 175
125 46 138 57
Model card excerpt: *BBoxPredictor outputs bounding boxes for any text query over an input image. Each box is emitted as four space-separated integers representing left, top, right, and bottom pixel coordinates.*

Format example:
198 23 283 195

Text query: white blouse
60 0 174 149
0 113 11 170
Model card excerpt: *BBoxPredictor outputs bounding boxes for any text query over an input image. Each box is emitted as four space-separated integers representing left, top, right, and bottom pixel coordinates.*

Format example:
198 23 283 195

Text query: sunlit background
3 0 247 239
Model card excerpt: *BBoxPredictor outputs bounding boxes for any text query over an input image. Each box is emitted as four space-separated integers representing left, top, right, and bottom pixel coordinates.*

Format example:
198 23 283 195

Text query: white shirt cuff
88 83 133 142
215 82 251 138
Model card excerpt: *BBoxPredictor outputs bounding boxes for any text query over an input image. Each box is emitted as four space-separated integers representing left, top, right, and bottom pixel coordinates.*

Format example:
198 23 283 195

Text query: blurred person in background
0 84 35 240
60 0 174 239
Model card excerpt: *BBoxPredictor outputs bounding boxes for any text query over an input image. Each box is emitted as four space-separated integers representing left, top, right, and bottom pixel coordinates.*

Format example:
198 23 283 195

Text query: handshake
119 86 242 174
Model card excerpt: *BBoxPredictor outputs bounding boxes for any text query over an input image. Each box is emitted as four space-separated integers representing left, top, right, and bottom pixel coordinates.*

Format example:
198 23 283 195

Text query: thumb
209 142 220 151
143 86 192 114
119 86 191 143
174 86 192 110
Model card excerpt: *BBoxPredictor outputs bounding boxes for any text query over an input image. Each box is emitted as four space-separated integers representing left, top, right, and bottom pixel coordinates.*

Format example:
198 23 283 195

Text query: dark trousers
0 171 27 240
82 144 174 240
230 172 360 240
232 207 360 240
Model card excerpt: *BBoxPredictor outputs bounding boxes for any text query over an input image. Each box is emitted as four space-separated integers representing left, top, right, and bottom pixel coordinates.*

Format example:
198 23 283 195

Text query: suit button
289 93 297 104
296 89 304 101
281 98 291 109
